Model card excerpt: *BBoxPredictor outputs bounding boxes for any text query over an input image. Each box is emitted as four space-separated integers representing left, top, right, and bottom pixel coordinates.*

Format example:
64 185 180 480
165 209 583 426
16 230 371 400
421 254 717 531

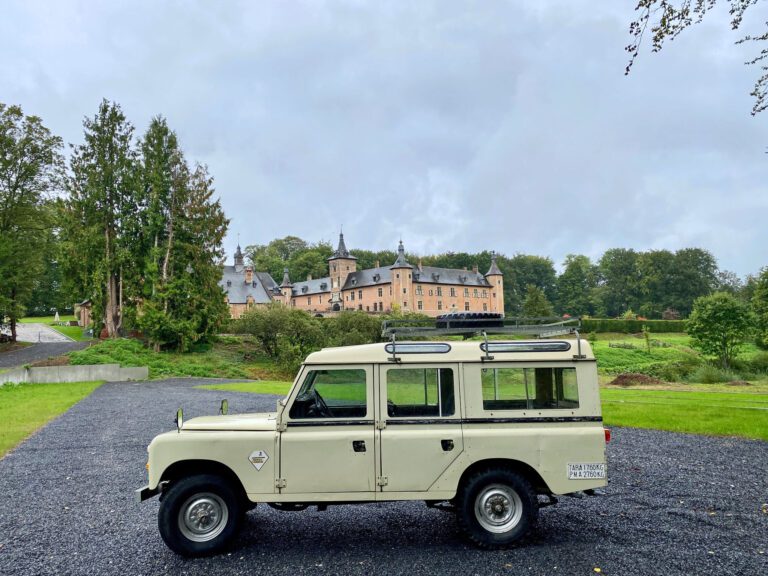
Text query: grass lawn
0 381 103 457
19 315 77 324
601 388 768 441
198 380 293 396
47 324 91 341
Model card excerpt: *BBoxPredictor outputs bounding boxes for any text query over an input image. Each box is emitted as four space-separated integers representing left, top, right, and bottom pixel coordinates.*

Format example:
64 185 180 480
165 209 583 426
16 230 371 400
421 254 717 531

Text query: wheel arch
160 459 248 502
457 459 550 495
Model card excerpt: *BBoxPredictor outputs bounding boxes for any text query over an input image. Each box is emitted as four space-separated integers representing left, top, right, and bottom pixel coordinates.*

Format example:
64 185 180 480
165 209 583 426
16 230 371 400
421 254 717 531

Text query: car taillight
604 428 611 443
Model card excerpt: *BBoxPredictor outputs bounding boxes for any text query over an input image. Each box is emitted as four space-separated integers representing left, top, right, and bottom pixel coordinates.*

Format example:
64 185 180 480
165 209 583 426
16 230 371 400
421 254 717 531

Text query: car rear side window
386 368 455 418
481 367 578 410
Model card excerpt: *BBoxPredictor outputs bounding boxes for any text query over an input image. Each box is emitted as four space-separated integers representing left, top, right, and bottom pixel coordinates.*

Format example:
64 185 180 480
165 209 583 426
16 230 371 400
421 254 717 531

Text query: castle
220 233 504 318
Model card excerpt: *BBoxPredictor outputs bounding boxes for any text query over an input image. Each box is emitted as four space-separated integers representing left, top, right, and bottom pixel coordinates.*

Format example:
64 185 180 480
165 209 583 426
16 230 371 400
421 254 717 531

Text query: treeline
246 237 757 320
0 100 228 349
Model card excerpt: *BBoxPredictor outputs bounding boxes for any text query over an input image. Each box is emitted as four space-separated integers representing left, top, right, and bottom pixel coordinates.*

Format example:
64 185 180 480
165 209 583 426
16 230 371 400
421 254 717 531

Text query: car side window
386 367 455 418
481 367 579 410
289 369 367 419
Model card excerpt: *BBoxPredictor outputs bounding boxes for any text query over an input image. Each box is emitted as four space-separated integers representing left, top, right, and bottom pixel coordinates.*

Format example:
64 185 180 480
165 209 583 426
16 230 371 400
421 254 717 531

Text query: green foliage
0 103 64 340
556 254 598 316
244 237 332 282
325 311 382 346
232 304 326 373
593 338 697 375
686 364 740 384
580 318 686 333
752 267 768 349
69 338 251 379
521 285 553 317
687 292 756 369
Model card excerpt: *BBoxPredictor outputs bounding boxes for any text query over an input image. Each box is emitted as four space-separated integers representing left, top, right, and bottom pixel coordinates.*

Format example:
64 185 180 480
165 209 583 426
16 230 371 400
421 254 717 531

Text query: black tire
158 474 244 557
457 468 538 549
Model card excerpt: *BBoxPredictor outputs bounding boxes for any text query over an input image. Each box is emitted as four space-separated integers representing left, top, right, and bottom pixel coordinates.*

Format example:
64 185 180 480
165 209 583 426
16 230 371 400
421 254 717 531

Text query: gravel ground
0 378 766 576
0 341 90 368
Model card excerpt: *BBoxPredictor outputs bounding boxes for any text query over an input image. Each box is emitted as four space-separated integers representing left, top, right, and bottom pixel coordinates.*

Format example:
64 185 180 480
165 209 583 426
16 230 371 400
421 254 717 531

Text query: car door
377 363 463 493
279 364 376 495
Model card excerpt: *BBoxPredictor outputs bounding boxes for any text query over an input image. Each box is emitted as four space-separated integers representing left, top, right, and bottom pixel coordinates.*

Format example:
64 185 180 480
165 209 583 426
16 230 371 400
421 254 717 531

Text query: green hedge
580 318 686 334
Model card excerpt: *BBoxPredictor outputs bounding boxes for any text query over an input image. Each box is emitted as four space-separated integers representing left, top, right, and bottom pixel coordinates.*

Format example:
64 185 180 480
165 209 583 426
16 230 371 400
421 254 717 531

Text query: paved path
0 378 766 576
14 323 72 343
0 341 91 368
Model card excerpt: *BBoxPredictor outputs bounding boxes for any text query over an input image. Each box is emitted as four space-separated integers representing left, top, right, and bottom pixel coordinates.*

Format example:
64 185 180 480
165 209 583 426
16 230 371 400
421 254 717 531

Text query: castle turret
485 251 504 316
280 267 293 306
390 240 414 312
328 231 357 310
234 244 244 271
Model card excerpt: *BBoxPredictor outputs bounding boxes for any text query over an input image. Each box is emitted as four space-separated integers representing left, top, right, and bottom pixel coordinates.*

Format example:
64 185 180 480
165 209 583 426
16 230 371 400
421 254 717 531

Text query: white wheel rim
178 492 229 542
474 483 523 534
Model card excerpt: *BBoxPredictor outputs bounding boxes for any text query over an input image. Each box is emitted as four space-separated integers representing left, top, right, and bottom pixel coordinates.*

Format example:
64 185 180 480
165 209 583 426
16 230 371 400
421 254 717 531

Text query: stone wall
0 364 149 385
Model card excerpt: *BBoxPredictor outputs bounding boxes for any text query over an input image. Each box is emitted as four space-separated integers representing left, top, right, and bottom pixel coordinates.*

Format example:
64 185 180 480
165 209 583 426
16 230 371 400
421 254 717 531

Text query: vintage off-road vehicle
136 318 609 556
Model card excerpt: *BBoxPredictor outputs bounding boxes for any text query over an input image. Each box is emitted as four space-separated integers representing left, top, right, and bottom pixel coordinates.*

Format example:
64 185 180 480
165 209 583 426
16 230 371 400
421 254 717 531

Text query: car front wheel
457 468 537 549
158 474 244 557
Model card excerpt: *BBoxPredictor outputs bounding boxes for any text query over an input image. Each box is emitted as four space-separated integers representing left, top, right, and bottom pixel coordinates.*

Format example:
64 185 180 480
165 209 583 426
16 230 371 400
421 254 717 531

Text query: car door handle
352 440 366 452
441 439 454 451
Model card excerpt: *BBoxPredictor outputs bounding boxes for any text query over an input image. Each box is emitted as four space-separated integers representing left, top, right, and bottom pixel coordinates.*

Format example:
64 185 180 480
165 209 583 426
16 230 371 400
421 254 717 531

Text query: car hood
182 412 278 431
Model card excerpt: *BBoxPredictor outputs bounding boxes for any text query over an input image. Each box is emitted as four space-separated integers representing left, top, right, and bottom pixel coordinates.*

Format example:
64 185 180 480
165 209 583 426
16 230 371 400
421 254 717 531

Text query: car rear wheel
158 474 244 557
457 468 537 549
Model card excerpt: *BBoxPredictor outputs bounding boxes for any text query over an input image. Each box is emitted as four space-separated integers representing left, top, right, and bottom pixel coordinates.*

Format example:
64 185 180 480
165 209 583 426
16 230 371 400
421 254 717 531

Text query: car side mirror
174 407 183 432
220 399 228 416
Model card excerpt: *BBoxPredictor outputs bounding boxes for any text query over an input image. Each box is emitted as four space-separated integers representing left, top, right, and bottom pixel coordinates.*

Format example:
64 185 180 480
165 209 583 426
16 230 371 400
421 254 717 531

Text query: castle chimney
307 273 313 281
418 258 423 272
472 265 478 274
375 260 380 268
245 266 253 284
463 266 468 271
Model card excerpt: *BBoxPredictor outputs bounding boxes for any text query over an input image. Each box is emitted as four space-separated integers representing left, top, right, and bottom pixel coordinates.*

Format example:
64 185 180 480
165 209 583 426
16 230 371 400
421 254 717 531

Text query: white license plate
568 463 606 480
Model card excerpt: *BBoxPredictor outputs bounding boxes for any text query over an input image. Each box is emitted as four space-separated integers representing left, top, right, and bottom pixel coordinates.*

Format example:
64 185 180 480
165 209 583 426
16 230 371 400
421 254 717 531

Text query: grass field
0 381 103 457
601 388 768 441
19 315 77 324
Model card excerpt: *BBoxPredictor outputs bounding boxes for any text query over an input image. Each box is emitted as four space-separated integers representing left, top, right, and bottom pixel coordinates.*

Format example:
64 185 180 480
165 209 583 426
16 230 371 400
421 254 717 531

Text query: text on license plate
567 463 606 480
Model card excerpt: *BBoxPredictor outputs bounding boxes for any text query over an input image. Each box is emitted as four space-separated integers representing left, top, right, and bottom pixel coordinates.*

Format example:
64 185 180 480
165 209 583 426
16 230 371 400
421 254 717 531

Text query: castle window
429 289 433 296
437 287 442 297
396 273 400 279
417 301 423 310
380 301 383 310
465 301 470 311
464 288 469 297
333 264 337 272
483 303 488 311
474 288 479 298
378 287 383 297
416 285 422 296
226 280 232 287
374 302 378 311
450 287 456 297
358 290 362 300
307 297 311 305
437 301 442 311
403 288 407 294
482 290 487 298
358 304 362 310
350 292 355 301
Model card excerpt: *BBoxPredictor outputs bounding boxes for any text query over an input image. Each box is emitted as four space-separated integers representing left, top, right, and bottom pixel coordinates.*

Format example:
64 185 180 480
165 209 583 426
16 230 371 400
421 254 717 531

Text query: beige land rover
136 320 609 557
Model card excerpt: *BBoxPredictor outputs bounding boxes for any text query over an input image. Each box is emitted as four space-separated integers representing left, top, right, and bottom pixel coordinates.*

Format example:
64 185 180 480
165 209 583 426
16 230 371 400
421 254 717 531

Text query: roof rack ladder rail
573 329 586 360
388 333 401 363
481 331 494 362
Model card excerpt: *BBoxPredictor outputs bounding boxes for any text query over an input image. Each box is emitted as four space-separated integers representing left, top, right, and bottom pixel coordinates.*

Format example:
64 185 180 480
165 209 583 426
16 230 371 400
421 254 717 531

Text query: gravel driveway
0 341 90 368
0 378 766 576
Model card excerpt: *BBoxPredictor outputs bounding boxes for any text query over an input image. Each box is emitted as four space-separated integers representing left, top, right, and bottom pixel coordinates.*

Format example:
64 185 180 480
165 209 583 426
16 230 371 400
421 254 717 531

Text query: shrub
580 319 686 334
687 292 756 369
686 364 741 384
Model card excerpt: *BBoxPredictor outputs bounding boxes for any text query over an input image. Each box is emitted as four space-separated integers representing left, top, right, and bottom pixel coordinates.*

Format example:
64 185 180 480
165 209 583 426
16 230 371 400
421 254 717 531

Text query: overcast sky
2 0 766 277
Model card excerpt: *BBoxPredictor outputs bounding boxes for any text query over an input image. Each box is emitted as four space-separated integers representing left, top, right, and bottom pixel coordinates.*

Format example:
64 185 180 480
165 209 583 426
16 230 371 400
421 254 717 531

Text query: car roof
303 339 594 365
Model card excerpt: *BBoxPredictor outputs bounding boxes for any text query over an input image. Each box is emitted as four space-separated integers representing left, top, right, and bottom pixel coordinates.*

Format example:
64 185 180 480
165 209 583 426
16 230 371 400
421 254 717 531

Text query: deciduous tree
687 292 755 368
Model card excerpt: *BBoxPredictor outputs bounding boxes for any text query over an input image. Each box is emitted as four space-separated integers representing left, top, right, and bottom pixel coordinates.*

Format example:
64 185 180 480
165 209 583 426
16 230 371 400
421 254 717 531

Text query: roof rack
381 315 580 339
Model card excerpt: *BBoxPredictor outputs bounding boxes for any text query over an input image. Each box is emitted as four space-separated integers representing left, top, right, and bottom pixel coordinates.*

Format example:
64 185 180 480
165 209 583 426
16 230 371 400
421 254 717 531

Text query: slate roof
220 265 275 304
486 251 503 276
342 267 392 290
291 277 332 296
412 265 491 287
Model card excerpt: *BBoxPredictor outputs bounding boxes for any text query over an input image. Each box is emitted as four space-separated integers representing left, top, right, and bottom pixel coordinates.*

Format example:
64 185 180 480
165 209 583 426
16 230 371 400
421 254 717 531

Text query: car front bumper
135 484 159 503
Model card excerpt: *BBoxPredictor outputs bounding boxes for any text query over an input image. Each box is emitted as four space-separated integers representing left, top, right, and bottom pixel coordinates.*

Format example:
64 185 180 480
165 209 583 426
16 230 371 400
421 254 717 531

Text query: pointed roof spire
328 230 357 260
280 267 293 287
234 243 244 268
391 239 413 269
485 251 503 276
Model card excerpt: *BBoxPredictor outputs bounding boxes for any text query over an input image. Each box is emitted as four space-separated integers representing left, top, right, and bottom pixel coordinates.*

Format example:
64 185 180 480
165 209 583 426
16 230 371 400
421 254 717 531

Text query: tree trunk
9 287 17 342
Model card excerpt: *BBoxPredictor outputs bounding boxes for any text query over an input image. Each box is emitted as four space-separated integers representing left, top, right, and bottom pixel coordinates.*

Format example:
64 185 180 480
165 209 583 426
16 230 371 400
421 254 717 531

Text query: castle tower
328 231 357 311
280 267 293 307
390 240 414 313
485 251 504 316
234 244 244 271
